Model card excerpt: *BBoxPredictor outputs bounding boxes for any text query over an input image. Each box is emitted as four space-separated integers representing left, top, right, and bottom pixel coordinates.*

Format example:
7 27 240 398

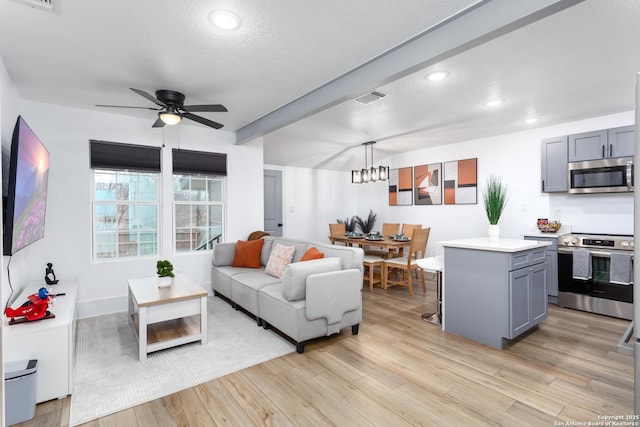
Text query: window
93 170 160 259
90 140 161 261
173 174 224 252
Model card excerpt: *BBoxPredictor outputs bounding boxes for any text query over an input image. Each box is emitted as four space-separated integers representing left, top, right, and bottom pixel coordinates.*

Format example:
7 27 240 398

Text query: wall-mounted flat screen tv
3 116 50 256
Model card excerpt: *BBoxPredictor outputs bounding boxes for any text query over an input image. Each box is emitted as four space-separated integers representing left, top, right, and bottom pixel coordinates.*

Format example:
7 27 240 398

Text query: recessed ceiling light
524 117 539 124
484 99 504 108
208 10 241 30
426 70 449 81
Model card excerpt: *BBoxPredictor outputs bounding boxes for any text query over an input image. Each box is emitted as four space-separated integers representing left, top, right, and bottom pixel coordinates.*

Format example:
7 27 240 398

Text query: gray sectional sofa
211 236 364 353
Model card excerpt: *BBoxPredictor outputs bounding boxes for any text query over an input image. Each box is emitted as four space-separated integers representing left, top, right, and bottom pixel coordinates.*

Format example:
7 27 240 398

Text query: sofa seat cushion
212 265 263 299
230 271 281 317
259 284 328 342
282 257 342 301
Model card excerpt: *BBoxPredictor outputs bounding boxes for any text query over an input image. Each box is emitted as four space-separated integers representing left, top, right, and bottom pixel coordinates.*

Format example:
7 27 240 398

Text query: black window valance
90 140 161 172
172 149 227 176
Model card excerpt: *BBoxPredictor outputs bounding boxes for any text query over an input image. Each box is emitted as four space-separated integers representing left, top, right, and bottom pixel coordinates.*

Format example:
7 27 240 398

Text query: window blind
90 140 161 172
172 149 227 176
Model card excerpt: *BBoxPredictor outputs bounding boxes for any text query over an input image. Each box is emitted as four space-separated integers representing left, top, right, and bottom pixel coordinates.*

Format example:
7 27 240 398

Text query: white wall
0 98 264 318
275 111 634 258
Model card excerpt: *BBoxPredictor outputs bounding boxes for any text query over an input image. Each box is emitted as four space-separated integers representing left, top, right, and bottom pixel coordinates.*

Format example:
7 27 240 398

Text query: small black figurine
45 262 59 285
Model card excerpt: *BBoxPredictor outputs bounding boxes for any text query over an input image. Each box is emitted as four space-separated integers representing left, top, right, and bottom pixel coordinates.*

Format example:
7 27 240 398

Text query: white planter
488 224 500 243
157 276 173 288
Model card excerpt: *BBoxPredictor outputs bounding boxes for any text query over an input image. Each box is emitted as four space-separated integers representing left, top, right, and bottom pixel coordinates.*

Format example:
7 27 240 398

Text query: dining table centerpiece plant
156 259 175 287
355 209 377 235
482 174 509 242
337 216 357 233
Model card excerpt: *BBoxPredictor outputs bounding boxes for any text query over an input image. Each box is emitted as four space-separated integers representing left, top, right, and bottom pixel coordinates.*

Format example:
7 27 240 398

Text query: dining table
328 235 412 258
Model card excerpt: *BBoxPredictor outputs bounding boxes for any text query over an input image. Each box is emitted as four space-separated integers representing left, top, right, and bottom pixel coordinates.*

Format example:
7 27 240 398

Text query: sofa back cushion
282 257 342 301
309 242 364 272
260 236 275 266
271 237 309 263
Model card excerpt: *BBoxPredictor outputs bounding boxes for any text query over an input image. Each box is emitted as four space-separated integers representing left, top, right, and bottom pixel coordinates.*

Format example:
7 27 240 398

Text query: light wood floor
21 276 634 426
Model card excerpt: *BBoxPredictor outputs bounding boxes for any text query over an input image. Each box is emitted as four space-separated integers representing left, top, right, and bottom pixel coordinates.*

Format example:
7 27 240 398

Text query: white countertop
522 224 571 238
440 237 552 253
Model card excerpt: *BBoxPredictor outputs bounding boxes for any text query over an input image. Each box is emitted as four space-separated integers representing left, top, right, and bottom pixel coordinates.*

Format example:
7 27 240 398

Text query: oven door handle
557 248 633 259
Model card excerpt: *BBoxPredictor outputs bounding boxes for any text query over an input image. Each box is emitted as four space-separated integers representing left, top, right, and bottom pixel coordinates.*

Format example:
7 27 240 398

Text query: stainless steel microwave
568 157 634 194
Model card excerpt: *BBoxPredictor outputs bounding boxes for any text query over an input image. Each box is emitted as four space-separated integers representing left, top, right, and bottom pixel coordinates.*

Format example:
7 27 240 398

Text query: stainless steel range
558 233 634 320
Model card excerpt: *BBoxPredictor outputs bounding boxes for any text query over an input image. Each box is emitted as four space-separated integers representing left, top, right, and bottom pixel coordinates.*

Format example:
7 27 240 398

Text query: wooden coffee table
127 274 208 361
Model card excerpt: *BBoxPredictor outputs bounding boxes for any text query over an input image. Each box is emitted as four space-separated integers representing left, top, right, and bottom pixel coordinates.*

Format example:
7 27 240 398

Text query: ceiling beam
236 0 584 145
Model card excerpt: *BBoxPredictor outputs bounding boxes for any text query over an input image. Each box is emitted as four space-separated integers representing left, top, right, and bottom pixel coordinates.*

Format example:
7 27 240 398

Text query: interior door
264 170 283 237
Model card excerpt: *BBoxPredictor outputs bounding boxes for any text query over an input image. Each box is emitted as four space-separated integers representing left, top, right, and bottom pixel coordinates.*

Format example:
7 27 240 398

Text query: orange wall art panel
389 167 413 206
443 158 477 205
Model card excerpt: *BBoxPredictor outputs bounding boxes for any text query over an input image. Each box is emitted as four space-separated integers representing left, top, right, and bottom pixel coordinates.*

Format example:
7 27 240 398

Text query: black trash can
5 359 38 426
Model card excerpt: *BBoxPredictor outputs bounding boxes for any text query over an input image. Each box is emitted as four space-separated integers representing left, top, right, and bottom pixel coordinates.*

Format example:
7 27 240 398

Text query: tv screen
3 116 50 256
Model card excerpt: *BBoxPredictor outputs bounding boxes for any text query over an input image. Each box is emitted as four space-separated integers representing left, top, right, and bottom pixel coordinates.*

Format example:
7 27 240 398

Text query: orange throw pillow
232 239 264 268
301 246 324 261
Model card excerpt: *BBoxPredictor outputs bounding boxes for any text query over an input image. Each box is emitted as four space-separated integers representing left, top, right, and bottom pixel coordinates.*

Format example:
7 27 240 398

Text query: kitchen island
441 237 551 349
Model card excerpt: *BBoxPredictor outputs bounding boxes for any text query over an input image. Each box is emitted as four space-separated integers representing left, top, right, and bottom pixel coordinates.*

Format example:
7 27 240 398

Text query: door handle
278 223 283 227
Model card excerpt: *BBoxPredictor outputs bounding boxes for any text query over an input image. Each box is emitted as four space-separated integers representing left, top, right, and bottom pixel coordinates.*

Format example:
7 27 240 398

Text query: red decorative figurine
5 287 55 324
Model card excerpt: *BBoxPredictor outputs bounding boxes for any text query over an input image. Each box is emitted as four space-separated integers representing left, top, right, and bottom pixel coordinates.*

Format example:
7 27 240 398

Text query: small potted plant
482 174 509 243
156 260 175 287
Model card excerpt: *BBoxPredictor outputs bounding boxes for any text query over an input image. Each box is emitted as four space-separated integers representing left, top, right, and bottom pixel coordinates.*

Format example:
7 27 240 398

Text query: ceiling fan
96 88 228 129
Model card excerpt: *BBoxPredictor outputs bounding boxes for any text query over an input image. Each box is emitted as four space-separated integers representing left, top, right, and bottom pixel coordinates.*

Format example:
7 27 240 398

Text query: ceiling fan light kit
159 106 181 125
352 141 389 184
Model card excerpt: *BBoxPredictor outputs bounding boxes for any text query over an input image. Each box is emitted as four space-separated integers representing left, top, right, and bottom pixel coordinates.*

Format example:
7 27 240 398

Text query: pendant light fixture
352 141 389 184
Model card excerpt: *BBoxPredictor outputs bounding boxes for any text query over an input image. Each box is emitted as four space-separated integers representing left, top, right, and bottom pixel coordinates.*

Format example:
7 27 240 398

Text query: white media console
3 281 77 403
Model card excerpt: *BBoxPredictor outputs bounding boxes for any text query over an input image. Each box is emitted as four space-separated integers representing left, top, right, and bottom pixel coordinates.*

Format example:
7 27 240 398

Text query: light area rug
70 296 294 426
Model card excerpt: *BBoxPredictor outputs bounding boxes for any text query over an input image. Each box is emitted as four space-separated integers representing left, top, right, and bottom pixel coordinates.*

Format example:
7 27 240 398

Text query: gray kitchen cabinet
568 129 608 162
541 136 568 192
442 239 549 349
568 126 634 161
509 261 547 338
524 235 558 303
608 125 635 158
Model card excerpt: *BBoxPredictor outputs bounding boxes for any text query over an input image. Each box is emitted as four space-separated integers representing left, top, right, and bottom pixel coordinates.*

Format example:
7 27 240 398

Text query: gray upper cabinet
568 126 635 161
608 125 635 158
541 136 568 192
568 130 608 162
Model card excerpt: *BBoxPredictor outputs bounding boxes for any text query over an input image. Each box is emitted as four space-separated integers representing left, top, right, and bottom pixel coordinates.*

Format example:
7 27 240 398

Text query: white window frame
91 169 161 261
172 173 226 254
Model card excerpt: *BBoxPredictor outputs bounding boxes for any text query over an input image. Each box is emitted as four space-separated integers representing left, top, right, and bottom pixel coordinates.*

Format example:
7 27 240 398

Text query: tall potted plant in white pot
482 174 509 243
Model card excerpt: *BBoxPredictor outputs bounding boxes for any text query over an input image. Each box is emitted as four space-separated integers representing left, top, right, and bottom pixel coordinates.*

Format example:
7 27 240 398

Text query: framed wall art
444 158 477 205
389 167 413 206
414 163 442 205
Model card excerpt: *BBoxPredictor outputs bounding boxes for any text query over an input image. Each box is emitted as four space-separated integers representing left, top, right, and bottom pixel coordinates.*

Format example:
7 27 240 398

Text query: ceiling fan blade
96 104 161 110
181 104 228 113
152 117 165 128
182 112 224 129
130 88 166 107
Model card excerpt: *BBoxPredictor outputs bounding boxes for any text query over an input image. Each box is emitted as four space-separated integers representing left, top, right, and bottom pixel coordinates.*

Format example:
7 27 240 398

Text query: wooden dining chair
329 223 347 245
401 223 421 237
365 223 401 256
362 254 384 290
382 227 431 296
382 223 400 237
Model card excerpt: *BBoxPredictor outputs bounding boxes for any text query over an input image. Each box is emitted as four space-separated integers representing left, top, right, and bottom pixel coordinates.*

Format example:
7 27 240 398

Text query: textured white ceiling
0 0 476 128
1 0 638 171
